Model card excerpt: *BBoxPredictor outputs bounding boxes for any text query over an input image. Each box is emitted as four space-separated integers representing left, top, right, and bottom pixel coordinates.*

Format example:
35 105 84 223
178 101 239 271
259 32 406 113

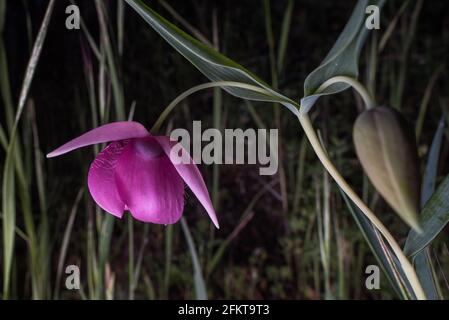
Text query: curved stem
298 113 425 300
317 76 376 109
150 81 276 134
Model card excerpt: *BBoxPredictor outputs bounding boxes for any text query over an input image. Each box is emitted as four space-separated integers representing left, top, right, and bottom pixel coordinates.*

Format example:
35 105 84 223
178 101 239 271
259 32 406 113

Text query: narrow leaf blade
181 218 208 300
410 116 446 300
125 0 299 115
421 116 445 205
340 189 411 299
413 249 440 300
404 175 449 257
301 0 385 112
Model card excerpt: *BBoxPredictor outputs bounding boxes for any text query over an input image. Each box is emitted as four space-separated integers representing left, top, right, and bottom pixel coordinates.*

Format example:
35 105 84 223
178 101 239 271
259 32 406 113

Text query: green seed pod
353 106 421 231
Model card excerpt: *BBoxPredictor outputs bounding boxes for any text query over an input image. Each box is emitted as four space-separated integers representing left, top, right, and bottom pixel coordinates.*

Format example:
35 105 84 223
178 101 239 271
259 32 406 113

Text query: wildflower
47 121 219 228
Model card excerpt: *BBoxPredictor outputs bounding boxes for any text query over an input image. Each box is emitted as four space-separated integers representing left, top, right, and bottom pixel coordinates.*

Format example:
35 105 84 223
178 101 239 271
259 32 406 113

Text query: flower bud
353 106 420 231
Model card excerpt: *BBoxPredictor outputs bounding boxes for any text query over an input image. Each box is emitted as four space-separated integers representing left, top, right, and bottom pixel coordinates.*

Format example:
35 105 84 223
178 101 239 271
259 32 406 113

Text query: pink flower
47 121 219 228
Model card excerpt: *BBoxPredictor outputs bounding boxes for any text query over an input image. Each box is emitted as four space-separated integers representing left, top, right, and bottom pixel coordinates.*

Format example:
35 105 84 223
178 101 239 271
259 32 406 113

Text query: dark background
1 0 448 299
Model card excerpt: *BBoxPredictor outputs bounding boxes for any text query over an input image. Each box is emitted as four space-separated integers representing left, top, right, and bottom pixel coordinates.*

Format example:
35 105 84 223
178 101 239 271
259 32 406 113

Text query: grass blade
277 0 294 74
421 116 446 205
340 189 411 299
411 116 446 299
180 218 208 300
164 224 173 298
414 250 440 299
404 175 449 257
404 117 446 299
207 180 276 276
0 0 5 33
415 67 444 141
2 0 55 298
54 188 84 299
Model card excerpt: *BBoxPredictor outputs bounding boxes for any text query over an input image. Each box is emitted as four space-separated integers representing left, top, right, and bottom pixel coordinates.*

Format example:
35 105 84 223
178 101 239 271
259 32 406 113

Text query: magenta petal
154 136 219 229
47 121 150 158
115 138 184 224
87 141 127 218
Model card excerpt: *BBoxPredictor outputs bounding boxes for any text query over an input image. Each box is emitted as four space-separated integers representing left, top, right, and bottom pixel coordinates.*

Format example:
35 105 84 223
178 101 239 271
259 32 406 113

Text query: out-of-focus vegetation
0 0 448 299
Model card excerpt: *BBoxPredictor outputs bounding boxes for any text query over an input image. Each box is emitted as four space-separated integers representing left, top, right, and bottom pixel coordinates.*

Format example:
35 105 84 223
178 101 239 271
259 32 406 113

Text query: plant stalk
316 76 376 109
298 113 425 300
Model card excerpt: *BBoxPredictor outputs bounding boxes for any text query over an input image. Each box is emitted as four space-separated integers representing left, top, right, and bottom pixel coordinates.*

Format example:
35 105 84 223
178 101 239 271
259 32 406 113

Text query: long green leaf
404 175 449 257
2 140 15 299
97 214 115 298
125 0 299 116
421 116 445 205
413 250 440 300
301 0 385 112
180 218 208 300
410 116 445 299
340 189 411 299
0 0 5 34
2 0 55 298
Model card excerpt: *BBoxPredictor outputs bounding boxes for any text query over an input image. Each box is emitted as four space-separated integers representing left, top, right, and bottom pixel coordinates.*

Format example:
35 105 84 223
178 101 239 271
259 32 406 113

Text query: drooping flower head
47 121 219 228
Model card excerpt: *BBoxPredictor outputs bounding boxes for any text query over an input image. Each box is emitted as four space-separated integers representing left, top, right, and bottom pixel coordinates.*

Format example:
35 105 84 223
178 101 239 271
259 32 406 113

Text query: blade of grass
2 0 55 298
316 172 332 299
264 0 288 213
421 116 446 205
393 0 423 110
164 224 173 298
292 135 307 213
378 0 410 53
70 0 101 60
181 217 208 300
97 214 115 299
0 0 5 33
54 188 84 299
86 205 99 299
404 175 449 257
130 224 149 297
95 0 125 121
415 66 444 141
413 250 441 299
276 0 293 74
340 190 411 298
143 273 156 299
209 9 222 274
117 0 125 57
0 123 6 148
0 39 14 131
404 116 447 301
207 180 277 276
30 100 50 298
158 0 212 46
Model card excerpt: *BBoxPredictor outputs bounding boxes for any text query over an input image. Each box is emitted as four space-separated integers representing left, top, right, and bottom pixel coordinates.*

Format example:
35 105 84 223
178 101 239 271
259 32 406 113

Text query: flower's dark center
133 137 164 159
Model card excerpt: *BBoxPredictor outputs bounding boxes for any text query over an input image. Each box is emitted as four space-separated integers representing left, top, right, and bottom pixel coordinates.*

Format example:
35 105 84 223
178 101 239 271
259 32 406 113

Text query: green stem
316 76 376 109
150 81 275 134
298 113 425 300
164 224 173 298
128 215 134 299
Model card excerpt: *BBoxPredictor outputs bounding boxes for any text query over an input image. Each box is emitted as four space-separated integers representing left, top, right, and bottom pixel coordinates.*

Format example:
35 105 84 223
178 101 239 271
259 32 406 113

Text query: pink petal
154 136 219 229
87 141 127 218
47 121 150 158
114 137 184 224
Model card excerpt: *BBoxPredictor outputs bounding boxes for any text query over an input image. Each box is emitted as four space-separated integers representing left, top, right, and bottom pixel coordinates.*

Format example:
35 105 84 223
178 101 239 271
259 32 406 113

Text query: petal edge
47 121 150 158
154 136 219 228
87 141 127 217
